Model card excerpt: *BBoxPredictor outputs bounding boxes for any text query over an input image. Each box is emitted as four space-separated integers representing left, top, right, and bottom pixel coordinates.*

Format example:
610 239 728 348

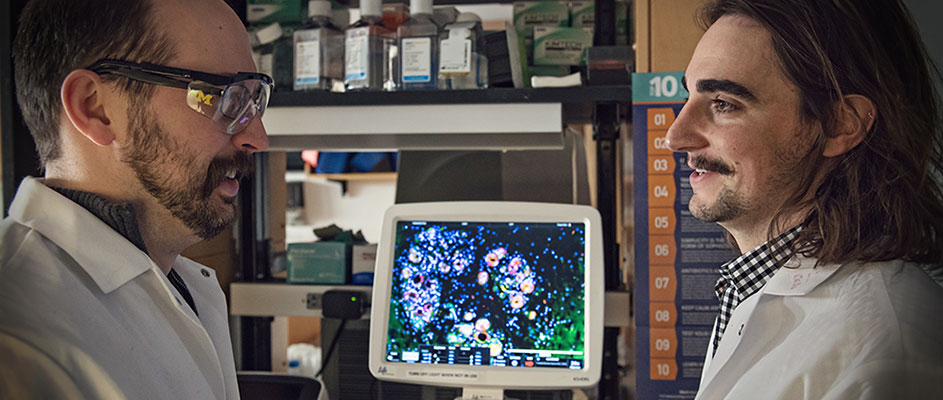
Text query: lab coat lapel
175 259 238 400
146 267 228 399
8 178 151 293
696 257 843 399
696 292 763 396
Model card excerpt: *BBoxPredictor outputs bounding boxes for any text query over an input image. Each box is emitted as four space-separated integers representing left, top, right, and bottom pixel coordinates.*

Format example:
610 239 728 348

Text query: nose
233 115 269 153
665 101 708 153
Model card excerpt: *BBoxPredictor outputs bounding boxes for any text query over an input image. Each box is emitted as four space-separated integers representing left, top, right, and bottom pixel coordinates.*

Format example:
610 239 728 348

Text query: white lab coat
696 255 943 399
0 177 239 400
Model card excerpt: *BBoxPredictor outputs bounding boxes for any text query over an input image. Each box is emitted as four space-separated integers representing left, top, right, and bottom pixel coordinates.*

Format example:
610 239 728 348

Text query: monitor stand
457 386 505 400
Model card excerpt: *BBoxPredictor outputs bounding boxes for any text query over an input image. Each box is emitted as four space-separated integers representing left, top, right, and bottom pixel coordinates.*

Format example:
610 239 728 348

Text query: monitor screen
369 202 603 396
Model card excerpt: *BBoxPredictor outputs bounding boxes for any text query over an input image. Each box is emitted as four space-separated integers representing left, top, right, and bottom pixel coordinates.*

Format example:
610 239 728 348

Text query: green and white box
570 0 594 28
287 242 351 284
533 26 593 65
513 1 570 39
247 0 306 24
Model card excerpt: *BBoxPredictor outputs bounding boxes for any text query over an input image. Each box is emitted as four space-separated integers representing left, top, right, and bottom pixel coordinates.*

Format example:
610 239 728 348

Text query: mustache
201 152 255 198
689 155 733 175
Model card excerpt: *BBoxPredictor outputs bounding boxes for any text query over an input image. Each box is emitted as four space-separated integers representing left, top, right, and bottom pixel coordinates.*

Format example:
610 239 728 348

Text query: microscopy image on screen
386 221 586 369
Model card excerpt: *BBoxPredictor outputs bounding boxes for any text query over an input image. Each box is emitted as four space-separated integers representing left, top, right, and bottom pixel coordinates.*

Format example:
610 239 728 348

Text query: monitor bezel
368 201 604 391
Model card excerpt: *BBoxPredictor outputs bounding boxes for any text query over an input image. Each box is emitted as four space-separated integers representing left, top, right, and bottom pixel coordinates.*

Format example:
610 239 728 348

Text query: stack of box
511 0 630 85
247 0 308 90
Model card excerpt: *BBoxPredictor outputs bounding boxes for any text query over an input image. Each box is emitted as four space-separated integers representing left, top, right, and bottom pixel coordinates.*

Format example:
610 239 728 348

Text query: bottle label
346 27 370 81
401 37 432 83
439 38 471 74
295 38 321 85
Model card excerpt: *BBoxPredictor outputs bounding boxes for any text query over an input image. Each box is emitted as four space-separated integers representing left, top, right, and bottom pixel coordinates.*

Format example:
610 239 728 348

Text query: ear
60 69 116 146
822 94 875 157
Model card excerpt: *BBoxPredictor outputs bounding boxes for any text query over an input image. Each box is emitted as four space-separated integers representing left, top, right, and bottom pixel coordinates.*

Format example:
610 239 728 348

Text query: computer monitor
368 201 604 399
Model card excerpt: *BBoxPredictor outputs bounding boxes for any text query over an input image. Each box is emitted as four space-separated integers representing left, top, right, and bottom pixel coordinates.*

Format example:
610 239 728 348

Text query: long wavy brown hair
699 0 943 267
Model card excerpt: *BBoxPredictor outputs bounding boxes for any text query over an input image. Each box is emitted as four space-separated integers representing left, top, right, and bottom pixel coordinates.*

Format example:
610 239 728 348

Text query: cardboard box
287 242 351 284
533 26 593 65
513 1 570 39
351 244 378 285
570 0 595 28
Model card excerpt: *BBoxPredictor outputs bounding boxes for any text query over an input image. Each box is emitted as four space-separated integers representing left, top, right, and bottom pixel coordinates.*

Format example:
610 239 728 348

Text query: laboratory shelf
230 282 374 319
269 85 632 107
261 85 630 151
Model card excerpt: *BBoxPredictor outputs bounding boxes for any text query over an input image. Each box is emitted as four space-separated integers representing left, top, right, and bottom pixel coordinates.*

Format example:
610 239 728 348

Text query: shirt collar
8 177 154 294
50 185 148 253
718 225 802 301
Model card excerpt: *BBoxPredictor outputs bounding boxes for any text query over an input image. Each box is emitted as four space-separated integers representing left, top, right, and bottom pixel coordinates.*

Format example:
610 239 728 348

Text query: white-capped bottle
397 0 440 90
345 0 395 91
250 23 284 82
293 0 344 91
438 12 488 89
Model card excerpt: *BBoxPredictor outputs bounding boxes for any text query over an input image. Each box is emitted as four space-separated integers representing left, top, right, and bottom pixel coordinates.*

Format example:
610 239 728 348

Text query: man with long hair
1 0 270 398
666 0 943 398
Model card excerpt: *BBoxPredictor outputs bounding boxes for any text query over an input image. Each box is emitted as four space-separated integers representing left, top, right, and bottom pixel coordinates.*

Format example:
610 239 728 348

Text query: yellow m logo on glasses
194 91 215 106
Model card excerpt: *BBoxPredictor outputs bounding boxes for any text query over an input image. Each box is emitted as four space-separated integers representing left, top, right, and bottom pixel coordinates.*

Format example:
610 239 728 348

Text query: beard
688 154 747 222
121 105 254 239
690 184 751 222
687 138 809 224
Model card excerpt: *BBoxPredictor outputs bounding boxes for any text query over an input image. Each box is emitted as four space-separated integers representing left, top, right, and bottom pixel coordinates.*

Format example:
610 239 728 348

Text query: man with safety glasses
1 0 270 398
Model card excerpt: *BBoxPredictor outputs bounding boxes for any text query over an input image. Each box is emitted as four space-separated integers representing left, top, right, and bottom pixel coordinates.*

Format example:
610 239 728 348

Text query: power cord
315 318 347 378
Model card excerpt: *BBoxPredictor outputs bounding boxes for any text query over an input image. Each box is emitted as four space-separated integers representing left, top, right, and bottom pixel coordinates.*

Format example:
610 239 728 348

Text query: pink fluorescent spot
485 253 499 267
510 294 525 309
520 279 535 294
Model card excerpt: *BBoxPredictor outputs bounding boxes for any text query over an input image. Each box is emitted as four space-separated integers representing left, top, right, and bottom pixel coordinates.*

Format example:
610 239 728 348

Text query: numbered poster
632 72 735 400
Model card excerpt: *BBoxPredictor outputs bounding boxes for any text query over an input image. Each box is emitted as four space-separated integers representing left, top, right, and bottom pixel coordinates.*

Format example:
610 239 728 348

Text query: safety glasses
87 59 273 135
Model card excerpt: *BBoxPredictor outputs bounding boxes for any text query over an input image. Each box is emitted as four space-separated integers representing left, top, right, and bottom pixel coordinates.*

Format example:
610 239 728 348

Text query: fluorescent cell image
385 220 587 367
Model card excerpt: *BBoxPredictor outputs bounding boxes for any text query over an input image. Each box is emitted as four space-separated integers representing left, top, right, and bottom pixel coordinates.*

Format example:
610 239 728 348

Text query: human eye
710 97 738 113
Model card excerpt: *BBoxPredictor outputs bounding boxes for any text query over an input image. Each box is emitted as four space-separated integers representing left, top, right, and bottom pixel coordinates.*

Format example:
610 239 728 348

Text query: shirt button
201 269 210 278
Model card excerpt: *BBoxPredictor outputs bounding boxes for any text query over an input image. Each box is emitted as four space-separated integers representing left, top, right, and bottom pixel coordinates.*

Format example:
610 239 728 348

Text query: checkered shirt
711 226 801 357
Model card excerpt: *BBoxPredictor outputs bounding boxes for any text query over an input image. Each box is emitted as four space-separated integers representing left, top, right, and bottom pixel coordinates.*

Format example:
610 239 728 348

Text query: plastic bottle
397 0 440 90
381 1 409 30
344 0 395 91
381 1 409 91
250 23 284 84
293 0 345 91
438 12 488 89
287 359 301 375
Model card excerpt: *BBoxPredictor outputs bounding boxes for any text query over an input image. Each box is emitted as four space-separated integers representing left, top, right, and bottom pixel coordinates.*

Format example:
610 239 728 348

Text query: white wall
287 174 397 244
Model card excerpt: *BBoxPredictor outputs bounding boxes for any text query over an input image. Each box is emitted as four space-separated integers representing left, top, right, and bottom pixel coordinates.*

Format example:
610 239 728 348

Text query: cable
315 318 347 378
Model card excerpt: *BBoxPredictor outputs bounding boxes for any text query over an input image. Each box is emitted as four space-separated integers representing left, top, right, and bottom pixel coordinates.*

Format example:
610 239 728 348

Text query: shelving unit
262 86 631 151
308 172 397 181
237 2 630 398
270 85 631 106
231 283 373 319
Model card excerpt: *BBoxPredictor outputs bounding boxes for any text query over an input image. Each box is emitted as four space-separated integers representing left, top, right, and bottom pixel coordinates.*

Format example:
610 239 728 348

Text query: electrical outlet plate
305 293 321 309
